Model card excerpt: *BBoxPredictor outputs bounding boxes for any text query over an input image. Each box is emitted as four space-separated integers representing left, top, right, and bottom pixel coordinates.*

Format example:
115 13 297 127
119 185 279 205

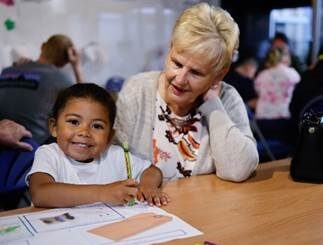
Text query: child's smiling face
50 97 112 162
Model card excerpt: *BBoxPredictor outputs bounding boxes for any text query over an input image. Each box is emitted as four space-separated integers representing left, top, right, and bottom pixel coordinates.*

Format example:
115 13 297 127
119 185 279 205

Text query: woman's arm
200 84 259 182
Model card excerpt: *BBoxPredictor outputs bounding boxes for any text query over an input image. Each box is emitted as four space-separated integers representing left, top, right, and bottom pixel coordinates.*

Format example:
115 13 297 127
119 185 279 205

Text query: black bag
290 110 323 183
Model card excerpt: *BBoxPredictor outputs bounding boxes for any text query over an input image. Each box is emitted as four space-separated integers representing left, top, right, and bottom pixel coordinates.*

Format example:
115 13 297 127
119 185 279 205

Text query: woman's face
162 46 218 115
50 98 112 162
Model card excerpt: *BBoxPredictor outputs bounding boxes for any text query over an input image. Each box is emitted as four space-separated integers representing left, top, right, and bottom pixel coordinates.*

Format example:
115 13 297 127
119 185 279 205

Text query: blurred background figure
255 47 300 120
224 50 259 110
270 32 306 74
254 47 300 147
0 34 83 145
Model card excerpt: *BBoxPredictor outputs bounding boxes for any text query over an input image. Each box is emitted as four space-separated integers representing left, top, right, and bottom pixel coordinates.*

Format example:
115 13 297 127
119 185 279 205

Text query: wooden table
2 158 323 245
161 158 323 245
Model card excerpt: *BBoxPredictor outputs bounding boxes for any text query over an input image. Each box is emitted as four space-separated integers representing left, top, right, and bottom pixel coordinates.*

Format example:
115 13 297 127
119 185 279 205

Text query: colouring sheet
23 203 122 233
0 202 202 245
0 216 33 244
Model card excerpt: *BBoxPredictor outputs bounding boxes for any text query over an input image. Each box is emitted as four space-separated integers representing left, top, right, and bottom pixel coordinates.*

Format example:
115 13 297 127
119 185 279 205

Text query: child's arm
29 172 138 208
137 165 171 207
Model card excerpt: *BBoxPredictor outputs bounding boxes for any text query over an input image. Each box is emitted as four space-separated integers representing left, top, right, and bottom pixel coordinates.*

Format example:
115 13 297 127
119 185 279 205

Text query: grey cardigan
115 71 259 182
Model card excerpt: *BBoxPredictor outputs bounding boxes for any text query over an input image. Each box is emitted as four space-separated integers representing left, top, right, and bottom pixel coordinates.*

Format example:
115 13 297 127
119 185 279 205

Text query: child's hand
137 185 170 207
100 179 138 205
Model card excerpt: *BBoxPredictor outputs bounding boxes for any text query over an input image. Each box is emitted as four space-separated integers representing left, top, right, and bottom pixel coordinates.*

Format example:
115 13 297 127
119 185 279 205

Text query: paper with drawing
0 202 202 245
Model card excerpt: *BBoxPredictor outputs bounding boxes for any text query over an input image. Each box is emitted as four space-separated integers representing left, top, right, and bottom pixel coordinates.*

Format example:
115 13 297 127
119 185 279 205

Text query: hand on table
137 185 171 207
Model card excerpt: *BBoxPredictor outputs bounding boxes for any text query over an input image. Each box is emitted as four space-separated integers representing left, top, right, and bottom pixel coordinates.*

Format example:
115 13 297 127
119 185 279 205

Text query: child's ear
48 118 58 138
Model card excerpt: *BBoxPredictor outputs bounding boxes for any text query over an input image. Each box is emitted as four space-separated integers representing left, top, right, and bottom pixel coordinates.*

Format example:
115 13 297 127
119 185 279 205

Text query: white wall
0 0 220 86
0 0 179 86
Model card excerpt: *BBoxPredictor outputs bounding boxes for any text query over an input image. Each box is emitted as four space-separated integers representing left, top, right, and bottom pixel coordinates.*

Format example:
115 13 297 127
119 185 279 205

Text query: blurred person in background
269 32 306 74
224 50 259 110
0 34 83 145
254 47 300 144
255 47 300 120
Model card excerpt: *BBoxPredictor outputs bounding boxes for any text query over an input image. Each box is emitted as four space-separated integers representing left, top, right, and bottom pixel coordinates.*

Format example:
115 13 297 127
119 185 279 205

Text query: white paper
22 203 123 233
0 216 33 244
0 202 202 245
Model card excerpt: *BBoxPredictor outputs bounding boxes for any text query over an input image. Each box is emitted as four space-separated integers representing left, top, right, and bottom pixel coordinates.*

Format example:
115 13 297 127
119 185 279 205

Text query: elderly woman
115 3 258 182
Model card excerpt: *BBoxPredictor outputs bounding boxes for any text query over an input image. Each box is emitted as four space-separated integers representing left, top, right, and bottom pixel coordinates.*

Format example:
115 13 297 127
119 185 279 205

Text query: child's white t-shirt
26 143 151 185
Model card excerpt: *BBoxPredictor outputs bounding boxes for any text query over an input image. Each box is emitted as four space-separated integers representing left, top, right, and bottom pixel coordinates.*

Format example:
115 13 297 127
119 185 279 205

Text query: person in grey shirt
114 3 259 183
0 34 83 144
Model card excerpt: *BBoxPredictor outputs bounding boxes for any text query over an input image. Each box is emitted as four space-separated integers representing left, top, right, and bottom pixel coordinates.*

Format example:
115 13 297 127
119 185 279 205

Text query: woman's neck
168 103 192 117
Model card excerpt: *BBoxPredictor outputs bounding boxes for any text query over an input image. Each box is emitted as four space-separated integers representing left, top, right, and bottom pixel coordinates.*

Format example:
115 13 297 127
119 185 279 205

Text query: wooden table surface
161 158 323 245
2 158 323 245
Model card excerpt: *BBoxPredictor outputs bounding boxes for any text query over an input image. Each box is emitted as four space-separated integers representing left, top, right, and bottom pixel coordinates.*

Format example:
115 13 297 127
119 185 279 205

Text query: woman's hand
137 185 171 207
203 81 222 102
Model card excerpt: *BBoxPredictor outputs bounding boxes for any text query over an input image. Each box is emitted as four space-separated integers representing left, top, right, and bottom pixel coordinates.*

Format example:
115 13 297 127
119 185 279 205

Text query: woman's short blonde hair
171 3 239 75
41 34 73 67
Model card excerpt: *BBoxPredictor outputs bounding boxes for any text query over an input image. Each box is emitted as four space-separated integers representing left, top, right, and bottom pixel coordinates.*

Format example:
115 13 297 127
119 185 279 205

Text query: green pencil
122 142 136 206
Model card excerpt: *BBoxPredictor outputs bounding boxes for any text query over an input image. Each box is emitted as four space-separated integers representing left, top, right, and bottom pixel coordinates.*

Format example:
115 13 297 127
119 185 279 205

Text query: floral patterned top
255 64 300 119
152 93 202 181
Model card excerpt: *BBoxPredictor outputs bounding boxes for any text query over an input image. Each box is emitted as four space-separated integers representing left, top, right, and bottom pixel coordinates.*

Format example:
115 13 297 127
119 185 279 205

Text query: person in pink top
255 47 300 119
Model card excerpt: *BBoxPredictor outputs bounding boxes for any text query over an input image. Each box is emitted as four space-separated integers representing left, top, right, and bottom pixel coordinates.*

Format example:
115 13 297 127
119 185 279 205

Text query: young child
27 83 170 208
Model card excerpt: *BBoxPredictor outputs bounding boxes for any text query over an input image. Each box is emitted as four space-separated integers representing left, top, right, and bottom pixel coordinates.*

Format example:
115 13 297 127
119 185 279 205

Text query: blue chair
105 75 125 93
0 138 38 209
